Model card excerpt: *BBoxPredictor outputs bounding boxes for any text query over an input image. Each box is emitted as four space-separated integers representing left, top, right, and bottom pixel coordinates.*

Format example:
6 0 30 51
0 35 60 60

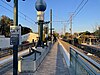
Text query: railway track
61 39 100 64
0 48 31 75
0 43 34 58
62 39 100 57
0 61 13 75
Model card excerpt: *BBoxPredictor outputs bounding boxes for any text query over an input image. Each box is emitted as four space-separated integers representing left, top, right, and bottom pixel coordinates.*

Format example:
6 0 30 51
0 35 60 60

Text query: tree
79 31 91 35
65 32 71 37
21 26 33 35
0 15 12 36
0 15 33 37
84 31 91 35
94 27 100 38
54 32 59 37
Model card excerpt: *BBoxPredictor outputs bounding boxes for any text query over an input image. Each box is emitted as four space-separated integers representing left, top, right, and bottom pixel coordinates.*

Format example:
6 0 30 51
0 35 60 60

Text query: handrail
70 46 100 72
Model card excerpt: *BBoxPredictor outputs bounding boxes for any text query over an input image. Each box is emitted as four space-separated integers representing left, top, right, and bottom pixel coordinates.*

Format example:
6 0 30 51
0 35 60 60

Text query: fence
70 47 100 75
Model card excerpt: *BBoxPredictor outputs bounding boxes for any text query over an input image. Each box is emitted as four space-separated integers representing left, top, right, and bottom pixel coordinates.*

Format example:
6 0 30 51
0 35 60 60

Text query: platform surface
33 42 70 75
2 42 70 75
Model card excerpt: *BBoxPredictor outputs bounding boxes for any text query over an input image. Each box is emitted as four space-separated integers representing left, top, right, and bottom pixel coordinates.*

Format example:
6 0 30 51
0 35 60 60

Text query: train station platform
21 42 70 75
34 42 70 75
2 40 99 75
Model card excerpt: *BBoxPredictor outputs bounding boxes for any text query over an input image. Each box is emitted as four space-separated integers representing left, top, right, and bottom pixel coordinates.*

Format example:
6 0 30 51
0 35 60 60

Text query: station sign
10 26 21 45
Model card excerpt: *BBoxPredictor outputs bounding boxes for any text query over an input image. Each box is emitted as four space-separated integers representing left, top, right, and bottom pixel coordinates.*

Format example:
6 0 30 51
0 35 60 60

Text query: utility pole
70 14 73 36
50 9 52 41
62 27 63 35
13 0 18 75
6 0 25 75
70 14 74 44
64 24 66 35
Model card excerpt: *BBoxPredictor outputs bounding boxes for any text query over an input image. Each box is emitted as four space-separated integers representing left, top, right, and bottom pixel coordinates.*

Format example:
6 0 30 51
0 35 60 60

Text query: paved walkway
34 42 70 75
1 42 70 75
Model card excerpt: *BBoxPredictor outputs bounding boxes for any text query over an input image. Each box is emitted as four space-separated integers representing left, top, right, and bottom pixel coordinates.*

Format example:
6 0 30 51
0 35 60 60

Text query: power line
66 0 88 34
74 0 88 17
1 0 35 23
0 4 34 24
0 4 13 13
1 0 13 8
19 11 35 23
52 13 70 23
53 21 67 23
74 0 85 14
67 0 88 22
66 0 89 24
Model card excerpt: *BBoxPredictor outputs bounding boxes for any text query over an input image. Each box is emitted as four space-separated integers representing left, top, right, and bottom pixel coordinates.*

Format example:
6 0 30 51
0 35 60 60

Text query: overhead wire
0 4 13 13
1 0 35 24
74 0 88 17
73 0 85 14
67 0 88 22
65 0 88 33
0 4 34 24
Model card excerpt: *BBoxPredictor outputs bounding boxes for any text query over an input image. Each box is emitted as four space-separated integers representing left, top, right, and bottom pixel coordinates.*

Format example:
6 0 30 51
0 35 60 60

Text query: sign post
6 0 25 75
10 26 21 75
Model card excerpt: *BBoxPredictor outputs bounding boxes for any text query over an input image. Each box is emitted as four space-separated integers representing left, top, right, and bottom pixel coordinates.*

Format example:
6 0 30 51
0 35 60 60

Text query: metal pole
39 21 43 42
14 0 18 26
64 24 66 35
70 14 73 44
50 9 52 41
38 23 40 37
70 15 72 36
13 0 18 75
13 45 18 75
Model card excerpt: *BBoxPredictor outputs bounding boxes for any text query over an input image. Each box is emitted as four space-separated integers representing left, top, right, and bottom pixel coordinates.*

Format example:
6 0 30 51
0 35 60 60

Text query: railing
70 46 100 75
18 42 52 73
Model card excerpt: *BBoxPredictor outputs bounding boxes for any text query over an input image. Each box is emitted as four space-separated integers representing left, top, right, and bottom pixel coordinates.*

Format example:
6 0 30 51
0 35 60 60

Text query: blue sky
0 0 100 34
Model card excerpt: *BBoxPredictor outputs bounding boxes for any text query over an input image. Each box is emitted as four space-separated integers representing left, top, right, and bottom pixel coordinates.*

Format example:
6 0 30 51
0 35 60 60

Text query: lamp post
35 0 47 47
50 9 52 41
6 0 25 75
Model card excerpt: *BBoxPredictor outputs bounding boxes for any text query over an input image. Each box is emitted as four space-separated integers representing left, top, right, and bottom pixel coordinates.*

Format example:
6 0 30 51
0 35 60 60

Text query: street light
6 0 25 1
6 0 11 2
6 0 25 75
35 0 47 47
